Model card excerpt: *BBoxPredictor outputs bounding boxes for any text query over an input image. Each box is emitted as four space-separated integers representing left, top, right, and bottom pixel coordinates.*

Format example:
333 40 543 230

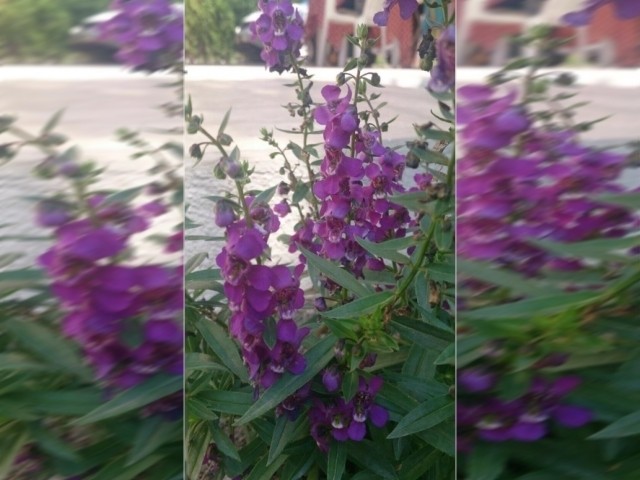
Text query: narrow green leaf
217 108 232 138
0 427 28 480
595 192 640 210
41 108 65 134
356 237 411 264
589 410 640 439
186 252 208 274
327 443 347 480
387 395 454 438
0 269 46 293
268 415 305 465
126 417 179 465
211 423 241 462
342 371 359 402
6 320 92 380
196 319 248 382
300 247 372 298
321 291 393 319
246 454 288 480
348 440 398 479
236 335 336 425
74 375 182 425
463 291 595 320
466 444 507 480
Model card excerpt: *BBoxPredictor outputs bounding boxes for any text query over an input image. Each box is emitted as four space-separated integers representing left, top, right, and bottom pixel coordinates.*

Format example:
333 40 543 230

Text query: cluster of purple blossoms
215 197 310 390
458 367 592 451
373 0 420 26
101 0 183 71
457 84 638 275
287 84 414 279
310 376 389 452
250 0 305 74
563 0 640 26
37 192 183 403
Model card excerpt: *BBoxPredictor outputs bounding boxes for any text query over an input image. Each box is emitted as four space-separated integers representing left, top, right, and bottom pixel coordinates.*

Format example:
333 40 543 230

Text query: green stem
290 53 320 219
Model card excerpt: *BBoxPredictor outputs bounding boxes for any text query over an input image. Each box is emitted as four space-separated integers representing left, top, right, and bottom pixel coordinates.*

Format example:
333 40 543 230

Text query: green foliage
185 0 236 64
0 0 71 60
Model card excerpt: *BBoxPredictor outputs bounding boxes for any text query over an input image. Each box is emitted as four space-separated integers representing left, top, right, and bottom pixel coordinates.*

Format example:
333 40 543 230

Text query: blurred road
1 65 637 271
1 66 182 269
185 66 436 267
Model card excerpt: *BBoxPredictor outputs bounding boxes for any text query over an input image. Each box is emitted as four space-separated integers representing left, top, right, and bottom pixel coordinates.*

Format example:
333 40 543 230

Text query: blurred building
458 0 640 67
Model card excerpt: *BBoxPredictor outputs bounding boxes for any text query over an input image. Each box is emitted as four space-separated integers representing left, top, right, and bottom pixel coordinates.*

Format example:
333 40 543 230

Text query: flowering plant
0 1 184 478
185 0 455 478
456 20 640 479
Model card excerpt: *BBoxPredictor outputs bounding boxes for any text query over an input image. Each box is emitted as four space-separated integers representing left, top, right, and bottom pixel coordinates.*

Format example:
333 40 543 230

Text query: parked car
235 1 310 63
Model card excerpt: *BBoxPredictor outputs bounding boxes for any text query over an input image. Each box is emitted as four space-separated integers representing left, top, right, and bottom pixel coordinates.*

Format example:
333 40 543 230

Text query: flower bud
322 367 342 392
214 200 236 227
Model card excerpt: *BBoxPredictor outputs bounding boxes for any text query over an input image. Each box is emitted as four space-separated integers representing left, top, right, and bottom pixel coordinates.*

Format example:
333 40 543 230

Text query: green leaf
196 318 248 382
391 317 452 351
589 410 640 439
246 454 288 480
126 418 179 465
198 391 253 416
529 235 640 261
348 440 398 479
74 375 182 425
211 422 241 462
342 370 359 402
5 320 92 380
323 317 360 342
253 185 278 205
463 291 596 320
433 343 454 366
0 269 46 293
217 108 232 138
457 259 556 296
185 269 221 291
300 247 372 298
356 237 411 264
30 424 82 463
595 192 640 210
268 415 305 465
466 444 507 480
387 395 453 439
397 447 440 480
186 252 209 274
236 335 336 425
90 454 164 480
327 442 347 480
0 353 57 373
321 291 392 319
185 353 228 374
41 108 65 134
0 426 28 480
104 186 144 205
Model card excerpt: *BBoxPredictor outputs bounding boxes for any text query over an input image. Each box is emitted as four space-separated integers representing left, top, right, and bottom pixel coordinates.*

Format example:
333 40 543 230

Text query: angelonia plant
456 12 640 480
186 0 456 478
1 1 184 478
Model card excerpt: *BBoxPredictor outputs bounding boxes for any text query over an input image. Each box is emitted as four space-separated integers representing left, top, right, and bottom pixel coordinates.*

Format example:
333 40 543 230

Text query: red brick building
458 0 640 67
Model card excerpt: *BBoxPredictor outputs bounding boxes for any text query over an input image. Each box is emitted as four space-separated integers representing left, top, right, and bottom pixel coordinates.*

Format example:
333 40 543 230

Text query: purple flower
322 367 342 392
373 0 419 26
102 0 183 71
563 0 640 26
215 199 236 227
428 26 455 92
251 0 305 73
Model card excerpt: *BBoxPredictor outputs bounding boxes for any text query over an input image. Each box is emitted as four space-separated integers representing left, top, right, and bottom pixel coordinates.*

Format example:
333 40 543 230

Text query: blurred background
458 0 640 67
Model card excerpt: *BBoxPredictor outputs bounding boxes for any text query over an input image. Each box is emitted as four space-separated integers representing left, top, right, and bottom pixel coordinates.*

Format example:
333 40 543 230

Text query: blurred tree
59 0 111 25
0 0 71 61
185 0 235 63
230 0 258 24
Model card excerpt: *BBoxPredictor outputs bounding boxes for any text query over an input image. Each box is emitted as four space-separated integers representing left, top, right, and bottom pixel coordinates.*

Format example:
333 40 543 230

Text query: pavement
1 65 637 270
